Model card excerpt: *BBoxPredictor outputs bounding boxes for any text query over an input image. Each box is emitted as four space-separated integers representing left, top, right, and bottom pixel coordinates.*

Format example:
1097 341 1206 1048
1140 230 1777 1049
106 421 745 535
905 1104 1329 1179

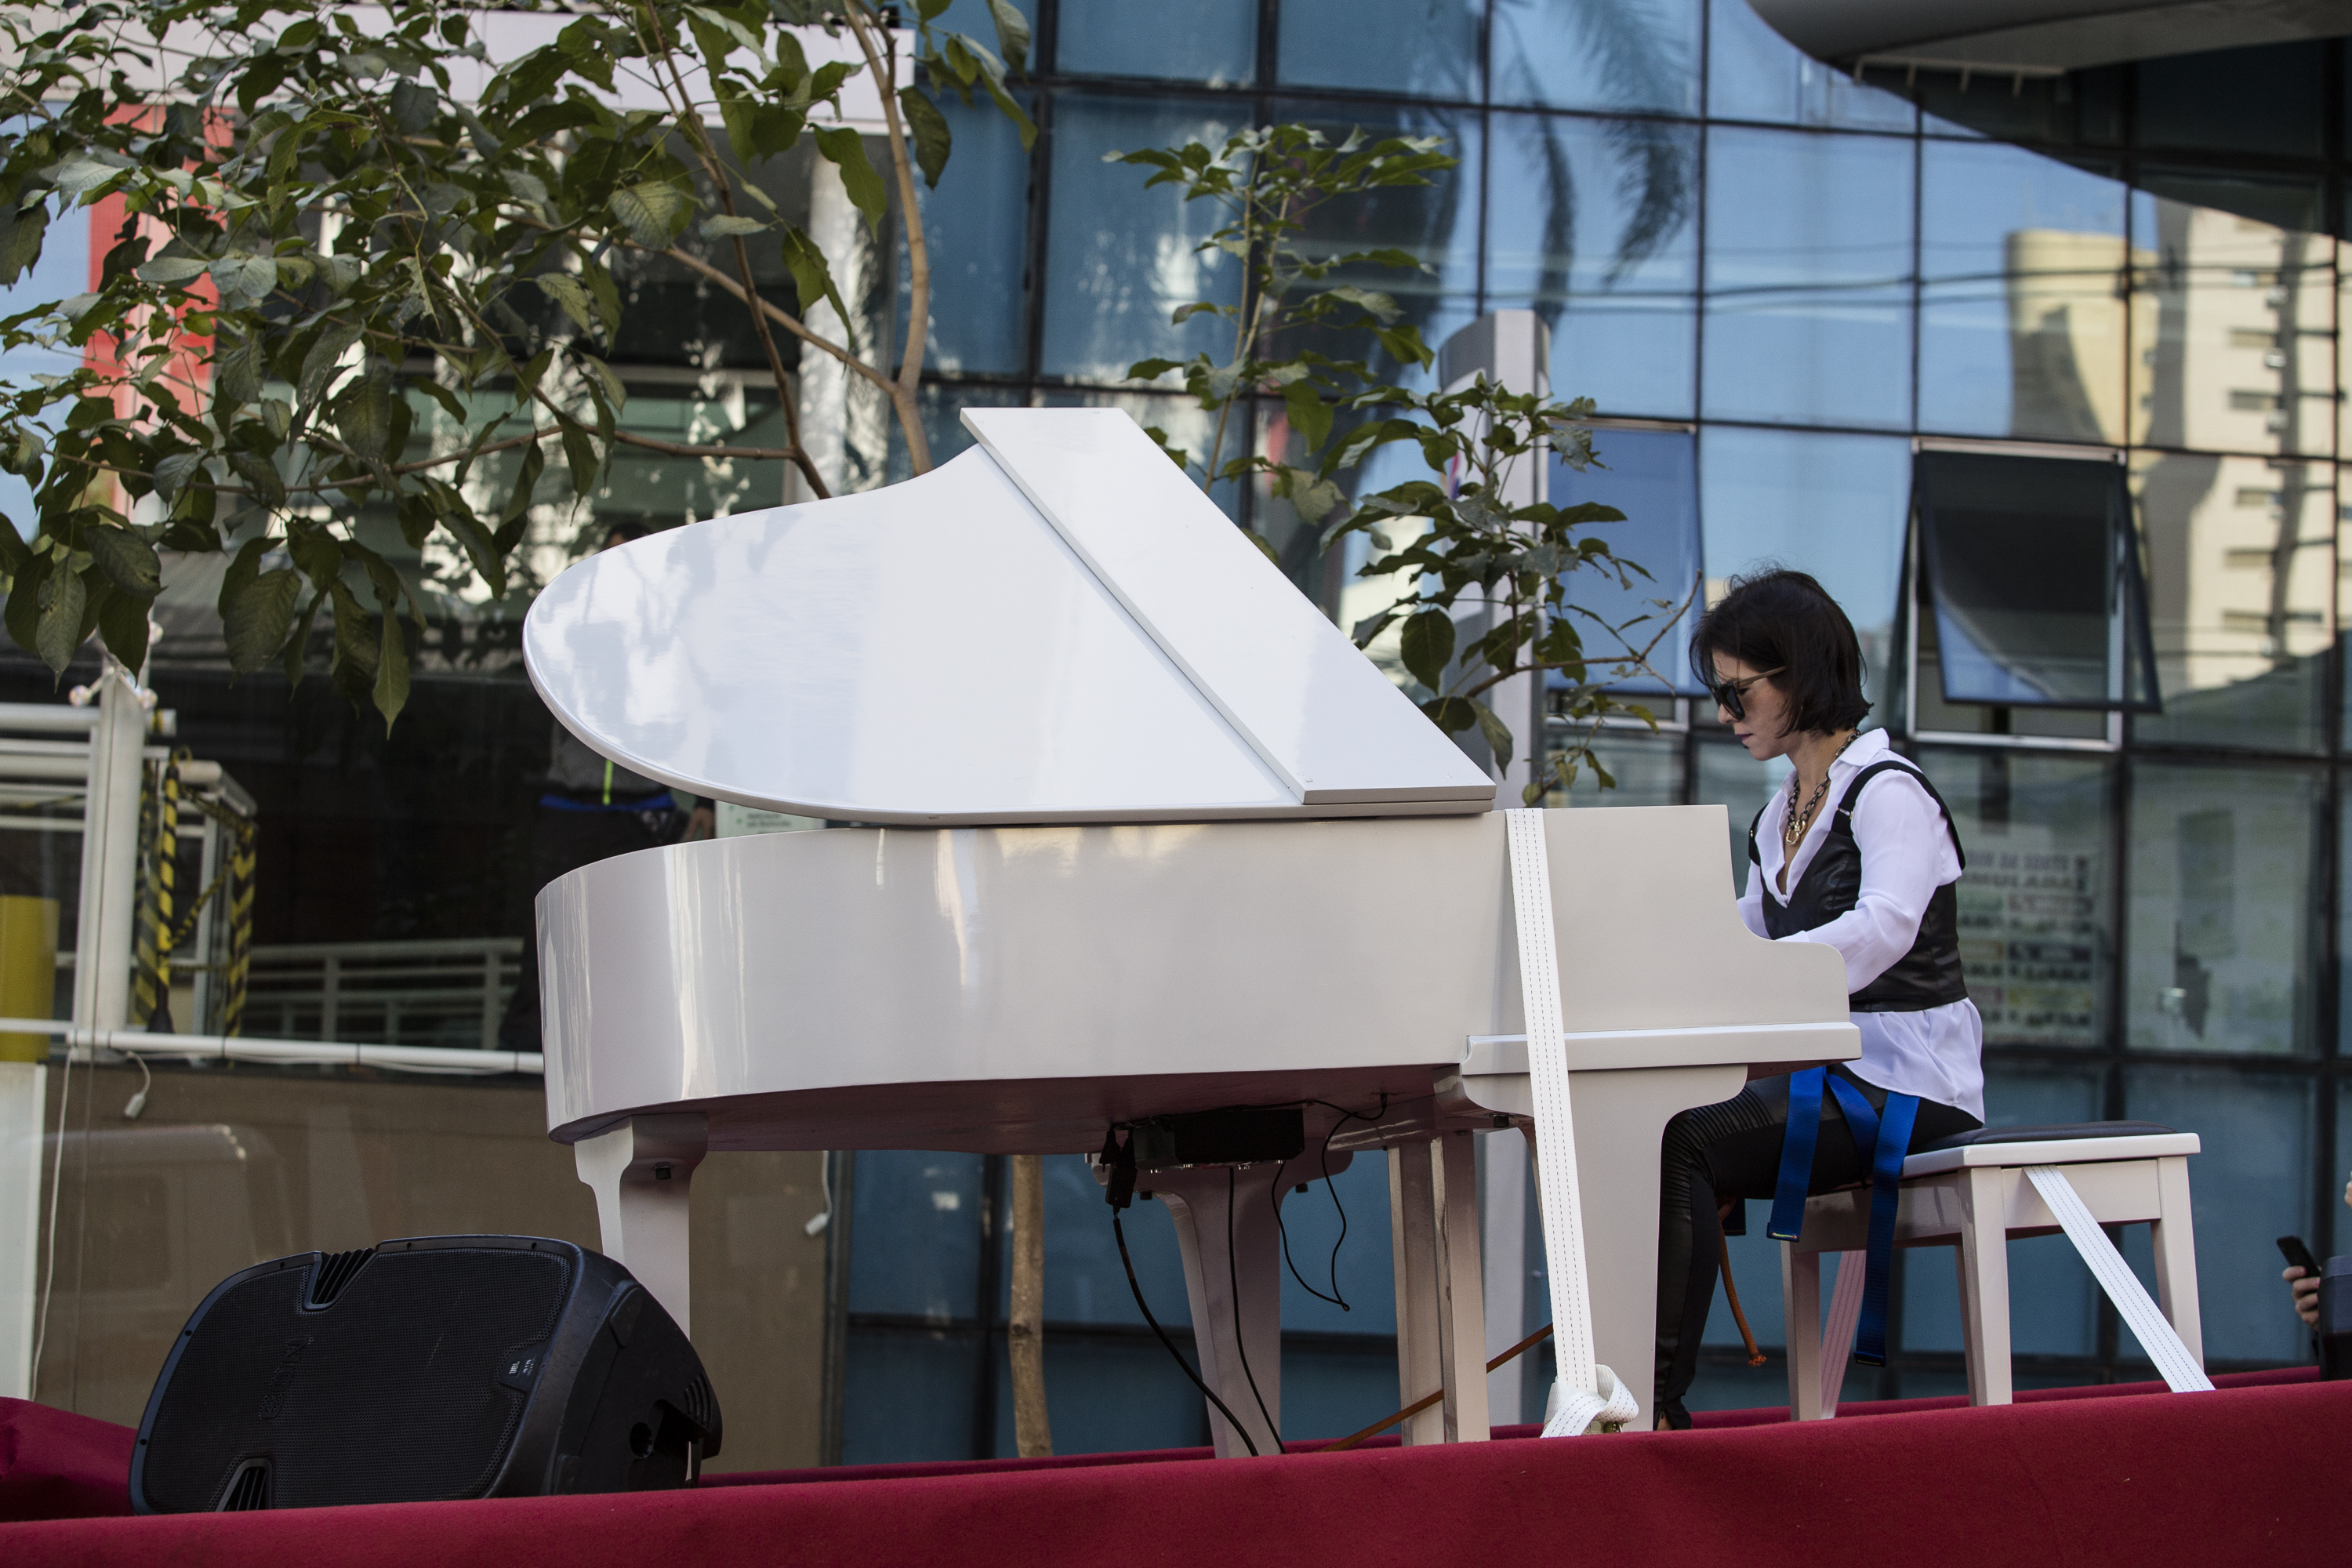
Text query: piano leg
1151 1162 1289 1458
1554 1064 1748 1433
573 1112 708 1337
1388 1142 1443 1446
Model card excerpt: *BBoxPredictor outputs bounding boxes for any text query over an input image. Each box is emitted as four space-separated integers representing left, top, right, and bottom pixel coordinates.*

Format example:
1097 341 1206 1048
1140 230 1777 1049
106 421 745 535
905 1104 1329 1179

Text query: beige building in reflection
2007 209 2335 714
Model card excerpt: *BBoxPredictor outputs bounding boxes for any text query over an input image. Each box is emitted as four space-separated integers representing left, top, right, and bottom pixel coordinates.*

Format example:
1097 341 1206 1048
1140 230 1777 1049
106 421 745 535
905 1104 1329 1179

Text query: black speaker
129 1235 720 1513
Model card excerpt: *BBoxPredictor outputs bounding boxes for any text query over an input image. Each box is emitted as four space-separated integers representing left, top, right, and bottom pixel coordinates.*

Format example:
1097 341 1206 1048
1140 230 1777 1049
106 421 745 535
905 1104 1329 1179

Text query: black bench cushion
1915 1120 2177 1153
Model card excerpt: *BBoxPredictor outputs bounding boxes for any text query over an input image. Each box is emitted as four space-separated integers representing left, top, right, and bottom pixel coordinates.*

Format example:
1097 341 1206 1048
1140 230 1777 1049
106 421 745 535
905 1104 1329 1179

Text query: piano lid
521 407 1495 825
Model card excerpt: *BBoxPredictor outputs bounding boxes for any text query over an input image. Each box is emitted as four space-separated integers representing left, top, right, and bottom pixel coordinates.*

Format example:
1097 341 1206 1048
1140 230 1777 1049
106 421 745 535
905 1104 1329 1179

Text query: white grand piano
524 407 1857 1451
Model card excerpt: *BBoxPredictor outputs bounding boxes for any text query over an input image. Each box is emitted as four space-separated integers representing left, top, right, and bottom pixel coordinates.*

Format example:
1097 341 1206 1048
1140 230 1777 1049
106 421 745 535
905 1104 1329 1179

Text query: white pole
0 1059 40 1398
73 666 145 1036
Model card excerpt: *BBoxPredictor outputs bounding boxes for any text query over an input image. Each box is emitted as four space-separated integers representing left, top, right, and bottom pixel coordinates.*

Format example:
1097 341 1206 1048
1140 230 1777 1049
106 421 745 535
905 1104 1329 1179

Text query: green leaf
1282 382 1332 454
532 274 598 336
3 553 46 656
227 451 287 509
0 201 48 286
557 416 599 499
814 127 886 231
336 369 396 461
94 580 150 673
134 256 210 285
33 563 85 673
1420 695 1476 735
985 0 1032 71
373 596 409 728
207 254 278 305
610 182 689 249
1472 699 1514 773
898 88 951 188
84 525 160 598
698 214 770 240
1398 608 1454 691
441 509 508 600
280 589 322 689
151 452 203 503
779 227 853 335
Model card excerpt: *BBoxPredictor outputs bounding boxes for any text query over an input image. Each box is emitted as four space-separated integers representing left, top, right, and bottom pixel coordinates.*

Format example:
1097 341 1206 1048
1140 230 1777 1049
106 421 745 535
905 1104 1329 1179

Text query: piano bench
1777 1123 2204 1419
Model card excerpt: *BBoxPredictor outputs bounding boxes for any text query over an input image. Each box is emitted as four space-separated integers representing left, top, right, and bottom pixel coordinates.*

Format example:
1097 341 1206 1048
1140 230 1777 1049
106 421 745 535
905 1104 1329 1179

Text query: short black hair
1689 568 1870 735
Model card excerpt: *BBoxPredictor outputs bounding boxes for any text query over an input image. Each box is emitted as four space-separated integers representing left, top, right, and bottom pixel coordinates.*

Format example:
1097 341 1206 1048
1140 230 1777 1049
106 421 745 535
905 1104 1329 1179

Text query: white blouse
1737 728 1987 1120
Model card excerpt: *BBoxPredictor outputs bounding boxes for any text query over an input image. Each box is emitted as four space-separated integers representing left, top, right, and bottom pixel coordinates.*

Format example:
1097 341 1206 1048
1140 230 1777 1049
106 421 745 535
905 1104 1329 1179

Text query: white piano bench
1777 1123 2203 1420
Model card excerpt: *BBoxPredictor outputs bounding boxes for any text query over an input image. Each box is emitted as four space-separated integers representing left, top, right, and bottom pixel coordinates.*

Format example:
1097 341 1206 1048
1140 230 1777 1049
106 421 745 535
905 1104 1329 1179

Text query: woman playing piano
1651 568 1984 1430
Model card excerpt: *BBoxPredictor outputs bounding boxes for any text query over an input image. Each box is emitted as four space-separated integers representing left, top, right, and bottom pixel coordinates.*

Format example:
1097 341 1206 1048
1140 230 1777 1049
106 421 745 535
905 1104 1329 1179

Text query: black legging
1653 1065 1981 1426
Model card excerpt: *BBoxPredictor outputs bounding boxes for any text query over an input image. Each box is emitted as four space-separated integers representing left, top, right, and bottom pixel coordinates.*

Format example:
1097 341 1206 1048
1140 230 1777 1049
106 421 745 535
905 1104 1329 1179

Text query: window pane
898 92 1031 376
2123 1066 2315 1366
2126 762 2318 1057
2131 456 2332 752
1698 425 1911 713
1276 0 1480 99
1702 127 1915 429
1915 451 2156 709
1490 0 1700 115
842 1328 980 1462
1040 94 1244 384
1704 0 1912 131
1904 1064 2105 1358
1024 1153 1195 1327
1269 100 1483 391
1915 749 2111 1047
1558 426 1702 691
1487 113 1699 418
1693 736 1788 896
1918 142 2130 444
847 1150 986 1318
2136 42 2325 161
2130 178 2332 459
1541 729 1683 806
1056 0 1256 85
885 385 1026 485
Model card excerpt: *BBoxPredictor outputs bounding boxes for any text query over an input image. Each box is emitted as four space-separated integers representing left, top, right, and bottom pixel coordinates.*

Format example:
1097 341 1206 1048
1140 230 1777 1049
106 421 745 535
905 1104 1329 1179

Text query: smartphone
2278 1235 2323 1276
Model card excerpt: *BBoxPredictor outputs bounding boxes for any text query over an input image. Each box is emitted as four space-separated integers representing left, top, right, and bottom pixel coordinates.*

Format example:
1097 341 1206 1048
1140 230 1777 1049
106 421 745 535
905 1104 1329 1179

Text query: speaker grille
144 1246 572 1510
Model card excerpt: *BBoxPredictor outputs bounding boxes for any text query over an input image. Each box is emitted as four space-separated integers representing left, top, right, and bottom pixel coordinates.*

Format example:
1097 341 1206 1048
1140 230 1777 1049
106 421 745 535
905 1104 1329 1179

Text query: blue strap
1828 1076 1919 1367
1766 1067 1828 1241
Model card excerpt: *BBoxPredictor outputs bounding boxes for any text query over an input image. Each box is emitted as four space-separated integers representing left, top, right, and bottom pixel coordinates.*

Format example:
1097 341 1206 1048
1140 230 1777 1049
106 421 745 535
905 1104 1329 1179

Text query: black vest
1748 758 1969 1013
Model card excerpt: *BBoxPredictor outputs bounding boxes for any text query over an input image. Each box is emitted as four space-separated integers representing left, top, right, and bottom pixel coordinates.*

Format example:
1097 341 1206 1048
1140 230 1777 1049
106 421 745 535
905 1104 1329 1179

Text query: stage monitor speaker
129 1235 720 1513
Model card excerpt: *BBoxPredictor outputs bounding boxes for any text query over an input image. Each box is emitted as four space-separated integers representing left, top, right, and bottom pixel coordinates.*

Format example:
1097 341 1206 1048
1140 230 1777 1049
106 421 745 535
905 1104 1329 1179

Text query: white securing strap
1506 810 1640 1436
1819 1250 1867 1417
2025 1165 2214 1394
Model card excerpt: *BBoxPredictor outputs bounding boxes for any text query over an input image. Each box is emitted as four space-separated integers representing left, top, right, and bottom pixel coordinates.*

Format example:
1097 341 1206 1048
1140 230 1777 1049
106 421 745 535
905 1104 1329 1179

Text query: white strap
1505 810 1639 1436
2025 1166 2213 1394
1819 1250 1866 1416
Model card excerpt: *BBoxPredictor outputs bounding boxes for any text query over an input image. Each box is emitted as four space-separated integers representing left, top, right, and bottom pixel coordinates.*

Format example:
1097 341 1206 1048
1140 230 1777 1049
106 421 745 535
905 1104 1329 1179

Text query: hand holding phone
2280 1235 2323 1276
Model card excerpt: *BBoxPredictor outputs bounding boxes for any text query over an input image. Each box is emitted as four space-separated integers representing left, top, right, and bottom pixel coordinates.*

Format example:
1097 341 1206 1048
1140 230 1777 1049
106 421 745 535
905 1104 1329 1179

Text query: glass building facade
13 2 2352 1467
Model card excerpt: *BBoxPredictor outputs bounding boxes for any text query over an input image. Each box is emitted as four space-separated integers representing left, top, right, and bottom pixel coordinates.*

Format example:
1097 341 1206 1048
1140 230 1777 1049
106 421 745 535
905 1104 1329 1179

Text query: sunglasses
1708 667 1784 723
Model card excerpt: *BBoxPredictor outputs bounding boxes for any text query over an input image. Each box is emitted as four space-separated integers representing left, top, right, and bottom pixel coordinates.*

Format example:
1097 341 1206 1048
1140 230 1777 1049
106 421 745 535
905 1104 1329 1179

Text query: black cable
1227 1167 1284 1455
1271 1094 1392 1311
1279 1100 1383 1307
1113 1204 1259 1457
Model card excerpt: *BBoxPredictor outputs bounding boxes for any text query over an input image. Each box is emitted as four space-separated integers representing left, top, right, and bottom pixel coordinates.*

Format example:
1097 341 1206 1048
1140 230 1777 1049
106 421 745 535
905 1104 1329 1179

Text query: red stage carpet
4 1370 2340 1566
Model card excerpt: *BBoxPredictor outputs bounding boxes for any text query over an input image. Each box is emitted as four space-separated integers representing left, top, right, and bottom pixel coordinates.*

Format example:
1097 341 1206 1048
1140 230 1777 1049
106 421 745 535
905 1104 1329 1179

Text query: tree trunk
1007 1152 1052 1457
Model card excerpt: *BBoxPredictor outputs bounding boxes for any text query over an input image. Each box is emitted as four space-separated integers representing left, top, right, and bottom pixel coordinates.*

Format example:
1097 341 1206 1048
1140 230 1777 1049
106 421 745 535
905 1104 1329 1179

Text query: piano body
526 408 1856 1450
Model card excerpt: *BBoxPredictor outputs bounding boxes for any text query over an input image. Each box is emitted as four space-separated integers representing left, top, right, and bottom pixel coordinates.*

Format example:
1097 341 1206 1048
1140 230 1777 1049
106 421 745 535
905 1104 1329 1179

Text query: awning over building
1748 0 2352 76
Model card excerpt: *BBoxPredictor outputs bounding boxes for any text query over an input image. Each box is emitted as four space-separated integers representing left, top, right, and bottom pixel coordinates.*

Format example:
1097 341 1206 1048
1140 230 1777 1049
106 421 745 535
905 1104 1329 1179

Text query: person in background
498 521 713 1051
2285 1172 2351 1327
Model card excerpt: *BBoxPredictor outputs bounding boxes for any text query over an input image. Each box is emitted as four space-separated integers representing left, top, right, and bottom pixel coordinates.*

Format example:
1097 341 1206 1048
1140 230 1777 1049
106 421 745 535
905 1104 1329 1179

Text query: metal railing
238 938 527 1052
